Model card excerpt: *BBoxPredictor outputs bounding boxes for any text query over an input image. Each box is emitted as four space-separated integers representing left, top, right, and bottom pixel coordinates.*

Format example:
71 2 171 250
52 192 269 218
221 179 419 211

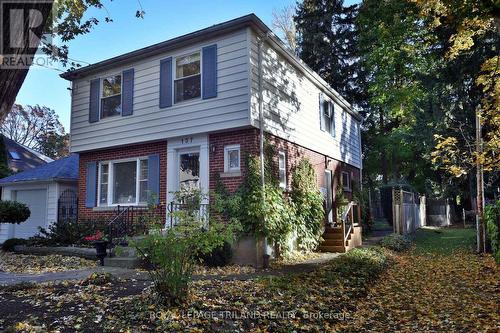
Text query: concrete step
103 257 142 269
111 246 137 258
319 245 346 253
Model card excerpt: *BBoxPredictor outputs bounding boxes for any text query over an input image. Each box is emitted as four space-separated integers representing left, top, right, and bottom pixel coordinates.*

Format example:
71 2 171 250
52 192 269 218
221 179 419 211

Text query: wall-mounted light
325 158 332 169
210 144 217 153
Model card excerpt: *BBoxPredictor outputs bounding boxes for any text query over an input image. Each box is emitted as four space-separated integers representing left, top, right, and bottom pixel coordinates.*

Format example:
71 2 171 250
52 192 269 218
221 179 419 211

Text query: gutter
257 32 270 268
0 178 78 186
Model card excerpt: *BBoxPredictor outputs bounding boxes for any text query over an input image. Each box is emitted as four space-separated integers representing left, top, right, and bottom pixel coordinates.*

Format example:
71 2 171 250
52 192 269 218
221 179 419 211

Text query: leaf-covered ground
337 228 499 332
0 252 97 273
0 227 498 332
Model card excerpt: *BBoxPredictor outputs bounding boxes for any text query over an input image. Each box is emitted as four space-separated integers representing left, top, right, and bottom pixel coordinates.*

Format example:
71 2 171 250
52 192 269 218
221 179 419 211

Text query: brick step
319 245 346 253
321 239 345 247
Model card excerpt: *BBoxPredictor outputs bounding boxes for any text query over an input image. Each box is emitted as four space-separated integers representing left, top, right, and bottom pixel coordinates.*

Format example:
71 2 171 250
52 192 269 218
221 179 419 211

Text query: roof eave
60 14 264 80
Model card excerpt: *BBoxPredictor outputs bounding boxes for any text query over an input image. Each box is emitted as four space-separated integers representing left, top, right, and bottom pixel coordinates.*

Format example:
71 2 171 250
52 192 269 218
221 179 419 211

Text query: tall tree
272 5 297 54
295 0 363 105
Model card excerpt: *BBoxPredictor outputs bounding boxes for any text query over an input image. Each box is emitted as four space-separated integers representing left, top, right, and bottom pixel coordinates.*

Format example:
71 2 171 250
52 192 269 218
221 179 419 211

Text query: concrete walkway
361 219 393 247
0 252 342 286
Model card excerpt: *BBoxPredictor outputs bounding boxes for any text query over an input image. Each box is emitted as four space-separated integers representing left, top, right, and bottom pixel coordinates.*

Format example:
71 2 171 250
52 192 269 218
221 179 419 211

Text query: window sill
343 187 352 192
93 204 147 211
220 171 241 178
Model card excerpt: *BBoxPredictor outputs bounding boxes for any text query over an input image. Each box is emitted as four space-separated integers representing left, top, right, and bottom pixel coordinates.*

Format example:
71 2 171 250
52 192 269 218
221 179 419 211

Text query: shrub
200 241 233 267
0 200 30 224
484 200 500 263
1 238 27 251
29 218 107 247
380 233 412 252
133 189 240 306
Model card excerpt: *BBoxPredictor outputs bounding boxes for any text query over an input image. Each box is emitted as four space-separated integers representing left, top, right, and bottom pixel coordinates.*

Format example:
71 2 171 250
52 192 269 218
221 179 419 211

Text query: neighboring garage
0 155 79 243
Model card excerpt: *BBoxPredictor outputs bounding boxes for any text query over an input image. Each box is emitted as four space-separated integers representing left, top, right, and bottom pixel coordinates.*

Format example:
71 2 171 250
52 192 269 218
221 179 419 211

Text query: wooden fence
392 189 426 235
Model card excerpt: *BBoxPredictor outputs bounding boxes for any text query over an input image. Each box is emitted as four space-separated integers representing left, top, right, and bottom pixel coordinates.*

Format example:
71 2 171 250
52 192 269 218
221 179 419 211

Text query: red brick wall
77 141 167 221
265 134 361 197
208 128 260 193
207 129 360 199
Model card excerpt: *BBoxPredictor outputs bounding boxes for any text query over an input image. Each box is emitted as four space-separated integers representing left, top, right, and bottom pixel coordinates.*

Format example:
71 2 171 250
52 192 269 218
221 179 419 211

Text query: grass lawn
413 227 476 255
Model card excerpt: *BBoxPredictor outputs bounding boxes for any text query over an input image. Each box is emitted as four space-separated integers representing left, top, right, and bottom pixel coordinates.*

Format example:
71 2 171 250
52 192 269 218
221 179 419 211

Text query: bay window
101 74 122 118
174 52 201 103
98 158 149 206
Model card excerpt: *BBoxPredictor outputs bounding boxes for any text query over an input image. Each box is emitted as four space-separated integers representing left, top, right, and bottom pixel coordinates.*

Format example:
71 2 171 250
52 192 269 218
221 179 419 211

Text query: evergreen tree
295 0 364 106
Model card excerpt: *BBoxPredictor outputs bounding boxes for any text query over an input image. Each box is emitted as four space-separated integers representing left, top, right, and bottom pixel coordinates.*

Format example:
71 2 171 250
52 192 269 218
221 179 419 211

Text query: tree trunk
379 109 388 183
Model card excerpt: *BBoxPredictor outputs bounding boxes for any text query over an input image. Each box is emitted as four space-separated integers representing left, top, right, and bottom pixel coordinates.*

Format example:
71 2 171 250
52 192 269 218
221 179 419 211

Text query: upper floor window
101 74 122 119
175 52 201 103
278 151 287 188
224 144 240 173
320 95 335 137
342 171 351 192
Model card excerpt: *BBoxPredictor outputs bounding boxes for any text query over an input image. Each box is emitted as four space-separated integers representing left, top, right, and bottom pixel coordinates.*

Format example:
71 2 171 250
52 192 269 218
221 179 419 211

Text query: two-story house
61 14 363 255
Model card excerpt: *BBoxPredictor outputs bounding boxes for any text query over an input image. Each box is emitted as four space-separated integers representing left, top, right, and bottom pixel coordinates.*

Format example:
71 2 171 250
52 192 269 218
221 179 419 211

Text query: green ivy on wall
214 145 325 257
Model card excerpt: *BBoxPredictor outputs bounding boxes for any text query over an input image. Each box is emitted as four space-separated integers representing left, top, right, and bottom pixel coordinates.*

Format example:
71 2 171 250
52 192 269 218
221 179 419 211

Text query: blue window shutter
148 154 160 204
122 68 134 116
202 44 217 99
319 93 325 131
85 162 97 208
159 57 173 108
89 79 100 123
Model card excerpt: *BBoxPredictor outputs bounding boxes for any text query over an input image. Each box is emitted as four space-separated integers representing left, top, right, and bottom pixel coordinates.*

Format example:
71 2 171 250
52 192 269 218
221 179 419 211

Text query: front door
178 150 200 191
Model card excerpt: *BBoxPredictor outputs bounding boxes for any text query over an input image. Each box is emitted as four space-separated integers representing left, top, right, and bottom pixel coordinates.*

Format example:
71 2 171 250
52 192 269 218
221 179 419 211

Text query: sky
16 0 357 131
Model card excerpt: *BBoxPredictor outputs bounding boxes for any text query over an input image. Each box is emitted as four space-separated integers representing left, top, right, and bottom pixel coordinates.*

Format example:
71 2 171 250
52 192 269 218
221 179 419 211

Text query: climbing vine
215 147 325 256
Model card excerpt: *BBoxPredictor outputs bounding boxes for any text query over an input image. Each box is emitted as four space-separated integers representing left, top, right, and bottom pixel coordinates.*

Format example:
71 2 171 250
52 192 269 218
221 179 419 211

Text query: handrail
342 201 356 244
107 205 132 248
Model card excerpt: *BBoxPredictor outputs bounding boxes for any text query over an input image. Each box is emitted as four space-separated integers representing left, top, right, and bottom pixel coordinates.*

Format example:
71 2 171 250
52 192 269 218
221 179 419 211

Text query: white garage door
13 189 47 239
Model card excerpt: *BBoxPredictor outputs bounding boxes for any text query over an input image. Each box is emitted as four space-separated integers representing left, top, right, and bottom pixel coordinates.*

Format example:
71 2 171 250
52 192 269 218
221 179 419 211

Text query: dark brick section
265 133 360 200
77 141 168 221
208 128 260 193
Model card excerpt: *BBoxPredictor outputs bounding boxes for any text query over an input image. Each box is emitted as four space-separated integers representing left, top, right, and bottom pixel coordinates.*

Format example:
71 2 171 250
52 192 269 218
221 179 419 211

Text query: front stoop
319 225 362 253
103 246 142 269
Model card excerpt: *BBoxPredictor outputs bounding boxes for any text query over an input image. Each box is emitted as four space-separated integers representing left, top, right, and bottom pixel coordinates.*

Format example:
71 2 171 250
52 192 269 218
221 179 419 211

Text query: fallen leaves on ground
192 264 256 276
0 252 97 273
334 236 499 332
1 228 498 332
0 248 390 332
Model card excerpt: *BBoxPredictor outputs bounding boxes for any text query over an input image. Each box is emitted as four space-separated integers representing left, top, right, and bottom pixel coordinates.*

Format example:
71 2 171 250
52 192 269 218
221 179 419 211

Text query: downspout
257 33 270 267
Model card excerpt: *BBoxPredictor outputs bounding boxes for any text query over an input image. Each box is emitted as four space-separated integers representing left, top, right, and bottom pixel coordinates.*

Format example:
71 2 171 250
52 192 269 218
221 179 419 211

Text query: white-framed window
100 74 122 119
320 97 336 137
278 151 287 188
224 144 240 173
98 157 149 206
342 171 351 192
174 51 201 103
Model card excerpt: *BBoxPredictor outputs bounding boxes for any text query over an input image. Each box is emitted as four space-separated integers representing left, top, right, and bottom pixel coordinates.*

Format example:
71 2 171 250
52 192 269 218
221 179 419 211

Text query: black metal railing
107 204 165 247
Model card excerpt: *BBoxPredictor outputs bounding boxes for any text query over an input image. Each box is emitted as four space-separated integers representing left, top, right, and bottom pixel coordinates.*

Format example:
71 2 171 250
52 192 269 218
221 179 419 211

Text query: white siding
0 183 57 243
248 30 362 169
70 30 251 152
